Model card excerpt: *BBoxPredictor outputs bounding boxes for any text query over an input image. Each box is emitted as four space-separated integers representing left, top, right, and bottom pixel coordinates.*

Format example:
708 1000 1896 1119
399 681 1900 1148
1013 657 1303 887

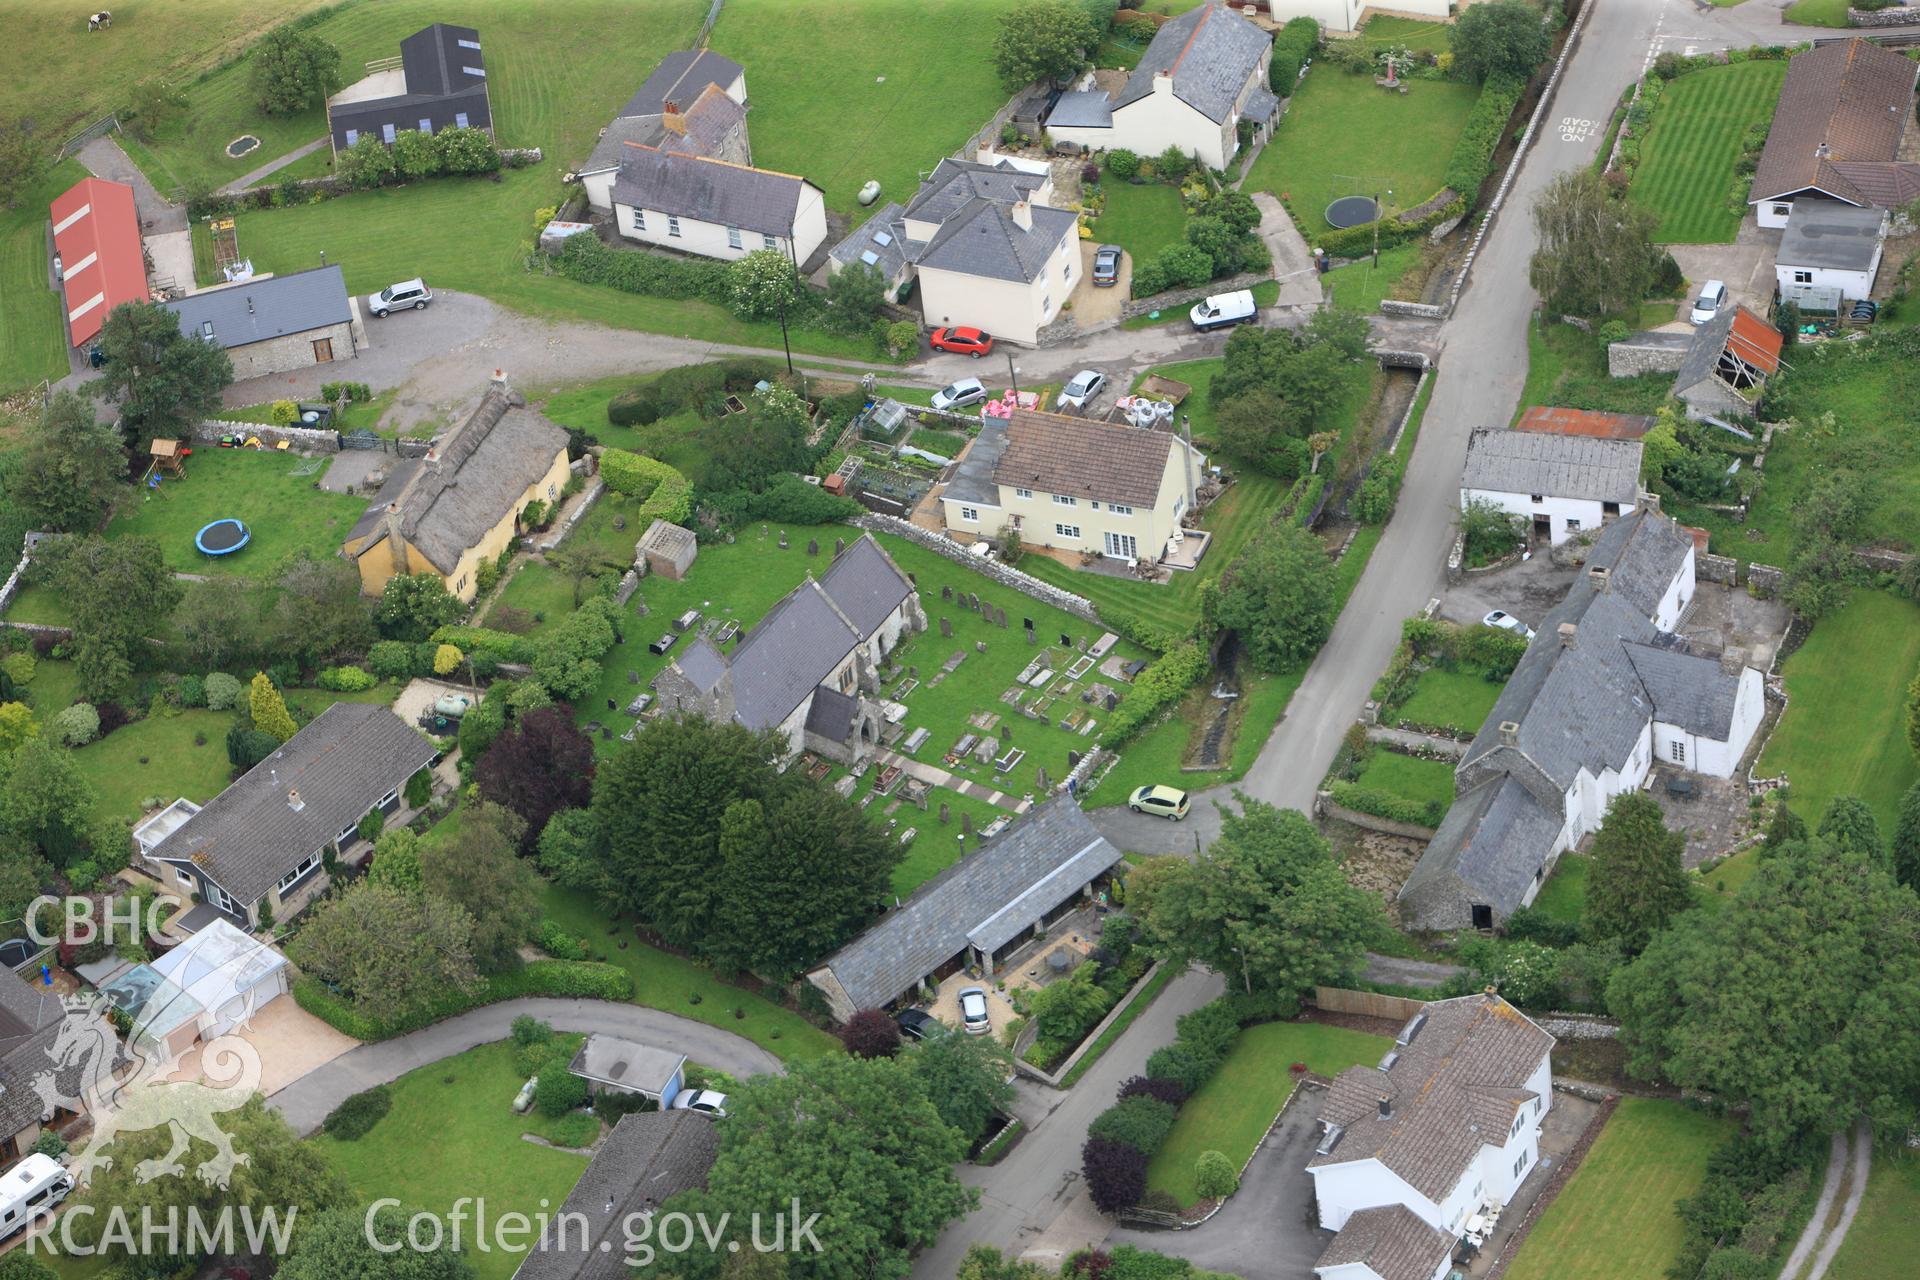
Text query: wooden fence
1313 986 1427 1023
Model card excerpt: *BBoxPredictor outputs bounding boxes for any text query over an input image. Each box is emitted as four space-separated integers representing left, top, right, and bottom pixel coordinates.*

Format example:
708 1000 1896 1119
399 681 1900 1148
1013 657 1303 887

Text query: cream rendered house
829 154 1080 345
1045 2 1277 171
940 407 1206 568
342 374 572 602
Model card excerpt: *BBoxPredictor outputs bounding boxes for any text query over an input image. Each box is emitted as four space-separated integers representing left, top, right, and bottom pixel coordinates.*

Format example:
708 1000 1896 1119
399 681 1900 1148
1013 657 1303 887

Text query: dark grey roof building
1113 1 1275 122
610 145 818 241
1400 511 1760 931
1777 201 1886 274
915 198 1081 285
583 51 751 180
0 965 115 1160
326 24 492 154
164 266 352 353
513 1111 720 1280
143 703 437 928
807 795 1123 1020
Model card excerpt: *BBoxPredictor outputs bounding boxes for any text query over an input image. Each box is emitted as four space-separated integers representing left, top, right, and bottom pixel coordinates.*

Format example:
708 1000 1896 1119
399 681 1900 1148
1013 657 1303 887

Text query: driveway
1251 192 1325 311
1106 1085 1331 1279
268 997 784 1135
1069 242 1129 327
1666 217 1780 322
76 135 186 235
167 994 357 1097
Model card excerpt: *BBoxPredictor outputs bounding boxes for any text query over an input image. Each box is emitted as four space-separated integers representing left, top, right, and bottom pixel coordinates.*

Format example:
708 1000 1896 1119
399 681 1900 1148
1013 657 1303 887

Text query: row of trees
1208 309 1372 481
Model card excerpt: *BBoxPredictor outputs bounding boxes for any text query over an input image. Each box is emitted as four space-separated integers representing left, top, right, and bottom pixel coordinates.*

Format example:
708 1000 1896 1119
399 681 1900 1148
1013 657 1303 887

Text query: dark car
1092 245 1122 287
930 326 994 358
894 1008 945 1042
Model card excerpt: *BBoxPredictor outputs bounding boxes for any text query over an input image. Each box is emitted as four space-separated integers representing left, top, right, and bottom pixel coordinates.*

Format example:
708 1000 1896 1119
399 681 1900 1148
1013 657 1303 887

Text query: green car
1128 785 1190 821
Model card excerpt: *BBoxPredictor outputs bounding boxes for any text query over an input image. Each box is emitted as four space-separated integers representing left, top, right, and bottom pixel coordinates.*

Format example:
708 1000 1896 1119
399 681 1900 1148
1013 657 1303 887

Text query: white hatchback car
670 1089 729 1118
1483 610 1535 640
1689 280 1727 325
1056 369 1107 411
931 376 988 412
958 986 992 1036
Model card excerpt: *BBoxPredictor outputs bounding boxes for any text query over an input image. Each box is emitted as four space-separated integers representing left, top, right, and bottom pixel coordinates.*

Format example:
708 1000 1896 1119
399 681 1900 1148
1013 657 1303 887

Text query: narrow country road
1778 1118 1872 1280
266 998 783 1137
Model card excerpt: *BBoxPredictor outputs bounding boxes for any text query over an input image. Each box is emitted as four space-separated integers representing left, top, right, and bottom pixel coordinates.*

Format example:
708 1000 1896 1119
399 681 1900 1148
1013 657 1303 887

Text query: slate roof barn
163 265 352 350
807 796 1123 1019
143 704 437 909
513 1111 720 1280
1460 429 1643 505
1673 306 1782 419
327 24 493 154
610 145 815 240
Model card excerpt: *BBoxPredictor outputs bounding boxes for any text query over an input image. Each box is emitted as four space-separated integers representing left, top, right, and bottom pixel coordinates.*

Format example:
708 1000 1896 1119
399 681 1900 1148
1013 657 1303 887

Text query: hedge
1098 640 1209 748
555 233 732 305
322 1086 392 1141
1443 71 1528 200
601 449 694 526
293 959 634 1041
1088 1095 1179 1156
1270 16 1319 98
1326 781 1445 829
428 624 536 666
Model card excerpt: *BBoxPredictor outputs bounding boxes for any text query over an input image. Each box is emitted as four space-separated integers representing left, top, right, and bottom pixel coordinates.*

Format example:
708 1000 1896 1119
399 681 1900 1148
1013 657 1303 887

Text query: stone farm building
1399 511 1765 931
327 23 492 154
342 375 571 602
1459 428 1644 547
651 533 927 765
1309 994 1556 1280
135 704 437 931
807 795 1123 1022
163 265 356 381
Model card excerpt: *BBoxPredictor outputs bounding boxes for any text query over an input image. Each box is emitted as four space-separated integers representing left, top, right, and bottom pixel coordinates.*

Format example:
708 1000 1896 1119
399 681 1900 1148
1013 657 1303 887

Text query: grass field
1245 66 1480 239
1351 750 1456 820
1360 16 1454 55
1394 666 1503 734
1827 1149 1920 1280
73 710 236 824
708 0 1021 215
105 448 367 578
312 1039 592 1280
1630 61 1786 244
541 886 840 1061
0 160 89 396
1757 589 1920 833
1323 241 1425 313
1147 1021 1392 1206
1093 180 1189 267
1783 0 1853 24
1516 305 1676 420
1506 1098 1734 1280
1531 852 1589 924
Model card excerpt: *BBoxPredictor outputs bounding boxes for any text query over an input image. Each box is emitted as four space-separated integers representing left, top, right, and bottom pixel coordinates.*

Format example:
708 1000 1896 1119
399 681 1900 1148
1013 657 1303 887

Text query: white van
0 1154 72 1237
1190 289 1257 332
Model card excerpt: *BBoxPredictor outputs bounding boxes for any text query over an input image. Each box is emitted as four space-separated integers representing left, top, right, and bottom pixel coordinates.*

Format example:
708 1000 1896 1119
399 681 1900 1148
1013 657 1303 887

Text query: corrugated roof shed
51 176 149 348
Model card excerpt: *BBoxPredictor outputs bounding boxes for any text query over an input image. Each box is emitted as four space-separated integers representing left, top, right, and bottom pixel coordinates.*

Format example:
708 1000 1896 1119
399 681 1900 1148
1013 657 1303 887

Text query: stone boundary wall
1747 562 1784 595
1538 1013 1621 1040
1698 551 1739 584
1607 338 1688 377
1379 300 1447 320
1013 960 1164 1088
229 148 543 200
533 477 605 553
1315 792 1439 841
0 544 34 621
191 419 339 453
1116 270 1270 324
1447 0 1594 314
1848 7 1919 26
1384 365 1433 454
851 514 1099 622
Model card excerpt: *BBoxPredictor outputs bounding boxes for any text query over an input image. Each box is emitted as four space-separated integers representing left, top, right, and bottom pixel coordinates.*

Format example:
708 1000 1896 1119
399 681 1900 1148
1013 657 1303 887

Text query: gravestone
1104 692 1118 711
835 537 845 556
1024 618 1035 632
1027 629 1037 645
942 585 954 602
761 524 770 540
940 617 952 638
1068 750 1081 769
778 531 788 549
627 670 639 684
961 812 974 838
969 593 981 612
806 538 819 557
1061 633 1073 648
1036 766 1049 791
976 641 987 654
612 514 626 531
939 803 950 825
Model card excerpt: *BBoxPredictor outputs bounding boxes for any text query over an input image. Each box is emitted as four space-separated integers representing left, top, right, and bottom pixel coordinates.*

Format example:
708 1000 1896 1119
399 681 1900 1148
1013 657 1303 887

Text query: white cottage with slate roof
580 50 751 212
650 534 926 764
1309 995 1555 1280
806 795 1123 1021
1460 428 1642 547
1400 511 1763 931
830 154 1080 345
1045 3 1277 170
607 144 827 266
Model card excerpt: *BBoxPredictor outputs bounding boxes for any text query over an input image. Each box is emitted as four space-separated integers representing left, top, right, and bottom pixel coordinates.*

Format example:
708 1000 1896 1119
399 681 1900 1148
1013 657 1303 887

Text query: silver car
1056 369 1106 411
670 1089 729 1118
368 278 432 317
958 986 991 1036
931 376 987 411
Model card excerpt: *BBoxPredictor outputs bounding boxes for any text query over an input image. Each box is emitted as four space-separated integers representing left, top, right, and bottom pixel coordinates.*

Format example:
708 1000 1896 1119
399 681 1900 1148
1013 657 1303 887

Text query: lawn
541 885 839 1061
1783 0 1853 25
312 1039 592 1280
1147 1020 1392 1207
1630 61 1786 244
1516 305 1676 420
709 0 1022 215
0 160 90 396
1530 853 1589 925
1827 1149 1920 1280
105 448 367 578
1757 589 1920 833
1393 666 1503 734
1323 241 1425 312
1505 1098 1735 1280
1245 66 1481 240
1351 750 1456 820
1093 180 1190 267
1360 16 1454 55
72 710 237 825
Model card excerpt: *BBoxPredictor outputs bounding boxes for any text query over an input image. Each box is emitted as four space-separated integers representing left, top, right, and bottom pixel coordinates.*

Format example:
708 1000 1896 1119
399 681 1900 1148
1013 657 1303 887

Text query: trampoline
1325 196 1379 230
195 519 251 558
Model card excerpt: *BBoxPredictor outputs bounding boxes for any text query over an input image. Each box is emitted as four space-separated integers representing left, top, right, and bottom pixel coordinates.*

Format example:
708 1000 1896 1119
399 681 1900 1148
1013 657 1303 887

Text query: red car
930 326 994 358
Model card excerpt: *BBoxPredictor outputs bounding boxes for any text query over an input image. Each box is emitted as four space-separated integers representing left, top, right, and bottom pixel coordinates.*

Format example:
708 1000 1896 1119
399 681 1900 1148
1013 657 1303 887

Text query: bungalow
50 176 148 349
1044 3 1276 171
651 534 927 765
1310 994 1555 1280
0 966 99 1165
1774 201 1886 305
1459 428 1643 546
163 265 356 381
1672 306 1782 422
567 1034 687 1106
137 703 438 930
513 1111 719 1280
829 154 1080 345
806 795 1124 1022
1749 38 1920 230
326 23 492 154
939 406 1207 570
1399 511 1765 931
579 50 750 211
342 373 572 602
607 145 827 266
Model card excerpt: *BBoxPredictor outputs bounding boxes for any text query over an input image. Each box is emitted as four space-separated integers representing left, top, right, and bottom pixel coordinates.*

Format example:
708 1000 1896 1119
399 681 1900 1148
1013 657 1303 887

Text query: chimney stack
1011 200 1033 232
287 789 305 813
662 99 686 135
1588 565 1611 594
1558 621 1578 649
1498 720 1519 747
1377 1096 1394 1120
